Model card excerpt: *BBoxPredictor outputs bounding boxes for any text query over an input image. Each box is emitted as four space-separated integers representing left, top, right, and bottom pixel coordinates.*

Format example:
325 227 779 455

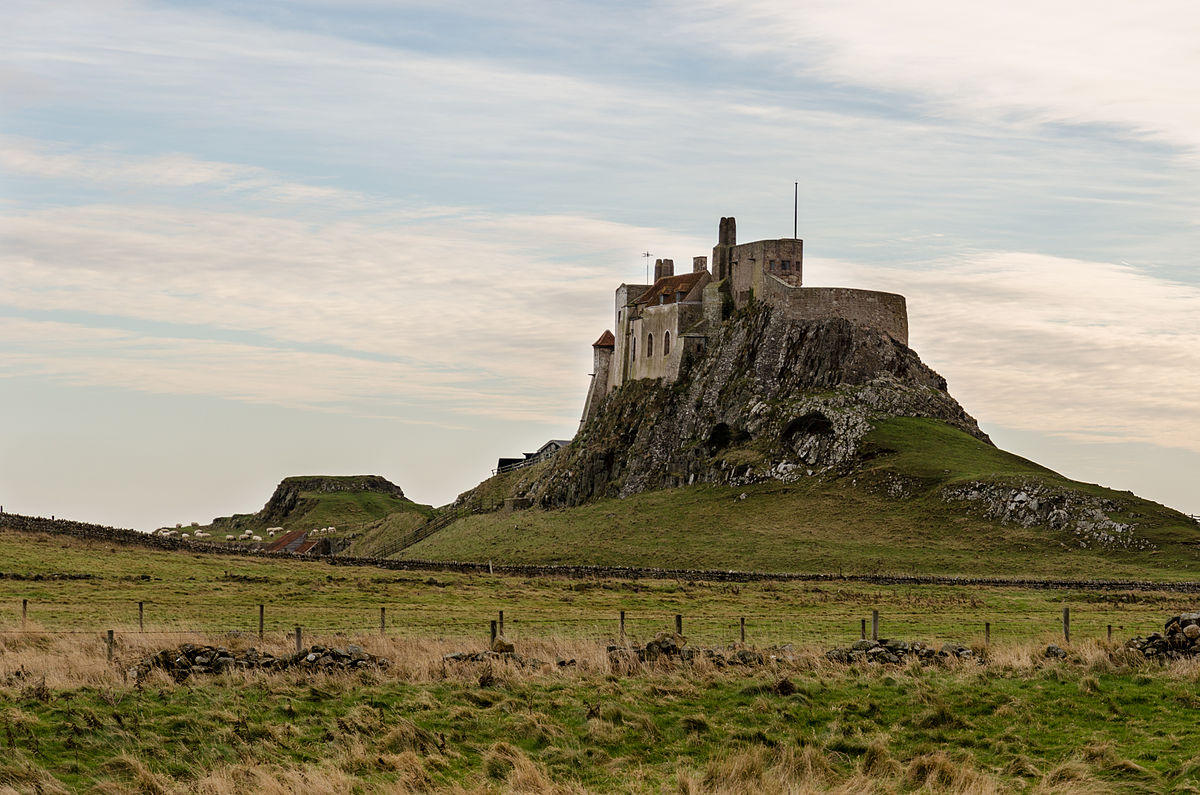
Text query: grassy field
0 527 1192 647
402 418 1199 580
3 529 1200 791
5 630 1200 792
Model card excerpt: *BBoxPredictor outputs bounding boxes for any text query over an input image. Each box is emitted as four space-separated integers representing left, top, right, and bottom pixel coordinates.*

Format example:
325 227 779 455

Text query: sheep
225 534 235 541
193 531 209 538
251 535 263 542
181 533 190 538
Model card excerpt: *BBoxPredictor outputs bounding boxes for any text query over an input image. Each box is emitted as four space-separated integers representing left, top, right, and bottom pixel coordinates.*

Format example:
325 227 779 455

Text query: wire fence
0 596 1160 649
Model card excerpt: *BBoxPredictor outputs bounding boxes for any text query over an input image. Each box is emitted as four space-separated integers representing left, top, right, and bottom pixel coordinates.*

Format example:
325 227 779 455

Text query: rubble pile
1125 612 1200 660
130 643 390 682
607 632 788 667
824 638 977 664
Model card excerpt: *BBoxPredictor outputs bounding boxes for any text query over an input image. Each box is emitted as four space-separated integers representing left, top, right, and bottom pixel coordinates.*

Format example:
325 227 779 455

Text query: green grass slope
204 476 433 542
402 418 1199 580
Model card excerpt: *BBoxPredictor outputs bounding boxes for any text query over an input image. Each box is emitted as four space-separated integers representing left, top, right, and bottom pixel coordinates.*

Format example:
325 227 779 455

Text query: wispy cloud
686 0 1200 157
0 137 366 205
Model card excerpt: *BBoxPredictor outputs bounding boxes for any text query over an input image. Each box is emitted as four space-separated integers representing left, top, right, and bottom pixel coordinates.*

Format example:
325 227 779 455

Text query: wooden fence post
138 602 144 633
675 614 683 635
294 626 302 653
380 607 386 637
499 610 504 636
106 630 114 662
490 620 498 645
258 604 264 640
871 610 879 641
985 622 991 645
21 599 27 626
740 616 746 644
1107 624 1112 642
860 618 866 640
619 610 626 641
1062 607 1070 644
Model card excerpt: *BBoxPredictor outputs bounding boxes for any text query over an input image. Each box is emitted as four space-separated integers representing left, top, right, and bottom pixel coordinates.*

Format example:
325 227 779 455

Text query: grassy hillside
402 418 1199 580
202 475 433 542
342 508 435 557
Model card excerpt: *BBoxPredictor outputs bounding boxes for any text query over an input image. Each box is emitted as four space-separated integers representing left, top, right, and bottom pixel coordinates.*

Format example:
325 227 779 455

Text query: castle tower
580 330 616 424
712 217 736 282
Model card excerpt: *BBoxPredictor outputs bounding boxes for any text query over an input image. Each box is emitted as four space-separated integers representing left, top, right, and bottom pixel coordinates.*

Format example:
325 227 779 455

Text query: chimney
654 258 674 281
693 256 708 273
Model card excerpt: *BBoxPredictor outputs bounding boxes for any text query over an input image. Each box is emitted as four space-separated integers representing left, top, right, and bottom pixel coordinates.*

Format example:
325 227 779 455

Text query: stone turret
580 330 616 424
712 217 736 281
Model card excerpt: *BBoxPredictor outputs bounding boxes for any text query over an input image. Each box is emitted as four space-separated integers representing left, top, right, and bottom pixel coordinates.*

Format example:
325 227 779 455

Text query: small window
632 337 636 360
769 260 776 270
663 331 671 356
646 333 654 357
781 260 790 271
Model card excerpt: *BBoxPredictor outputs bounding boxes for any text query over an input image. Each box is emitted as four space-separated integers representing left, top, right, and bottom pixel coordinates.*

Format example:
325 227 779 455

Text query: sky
2 0 1198 530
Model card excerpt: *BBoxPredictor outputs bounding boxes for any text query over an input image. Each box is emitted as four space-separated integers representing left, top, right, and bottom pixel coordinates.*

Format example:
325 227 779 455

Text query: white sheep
251 535 263 542
193 531 209 538
225 534 235 541
181 533 190 538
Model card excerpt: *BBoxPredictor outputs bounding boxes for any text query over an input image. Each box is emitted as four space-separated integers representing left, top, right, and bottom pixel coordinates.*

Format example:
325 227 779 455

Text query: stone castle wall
627 302 702 382
761 276 908 345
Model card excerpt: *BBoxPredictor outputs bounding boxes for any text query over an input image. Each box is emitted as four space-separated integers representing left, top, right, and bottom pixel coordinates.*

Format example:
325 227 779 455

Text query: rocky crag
489 305 985 508
454 303 1190 551
209 475 408 532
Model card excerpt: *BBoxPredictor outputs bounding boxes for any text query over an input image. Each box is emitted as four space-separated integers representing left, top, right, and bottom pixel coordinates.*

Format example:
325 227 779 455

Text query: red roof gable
592 330 615 347
634 272 705 307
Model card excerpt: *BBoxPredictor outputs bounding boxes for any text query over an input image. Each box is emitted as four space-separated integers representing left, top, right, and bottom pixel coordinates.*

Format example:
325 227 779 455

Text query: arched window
646 333 654 356
663 331 671 356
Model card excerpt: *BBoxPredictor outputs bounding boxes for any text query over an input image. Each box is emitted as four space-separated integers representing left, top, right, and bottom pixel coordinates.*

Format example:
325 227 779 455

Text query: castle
580 217 909 423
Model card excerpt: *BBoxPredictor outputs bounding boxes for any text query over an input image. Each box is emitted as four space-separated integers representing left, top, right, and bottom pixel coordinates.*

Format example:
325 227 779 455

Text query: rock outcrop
210 475 407 532
492 306 986 509
942 482 1153 551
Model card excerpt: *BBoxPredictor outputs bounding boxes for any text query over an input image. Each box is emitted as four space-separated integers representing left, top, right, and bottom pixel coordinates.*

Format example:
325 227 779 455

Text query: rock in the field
1044 645 1068 659
731 649 765 666
490 636 515 654
1185 625 1200 640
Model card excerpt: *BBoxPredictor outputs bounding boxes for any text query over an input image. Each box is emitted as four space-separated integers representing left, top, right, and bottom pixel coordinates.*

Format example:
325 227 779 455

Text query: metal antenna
794 182 798 240
642 251 653 283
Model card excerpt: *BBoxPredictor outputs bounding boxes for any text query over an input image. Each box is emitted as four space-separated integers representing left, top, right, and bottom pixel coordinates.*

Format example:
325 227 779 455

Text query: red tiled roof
634 272 705 306
294 540 320 554
592 330 615 347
